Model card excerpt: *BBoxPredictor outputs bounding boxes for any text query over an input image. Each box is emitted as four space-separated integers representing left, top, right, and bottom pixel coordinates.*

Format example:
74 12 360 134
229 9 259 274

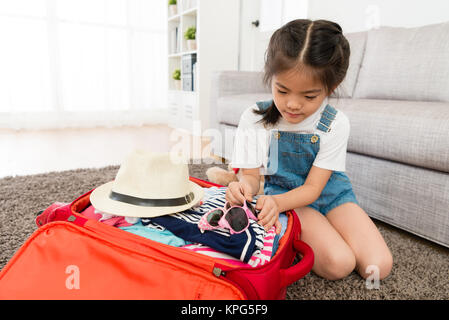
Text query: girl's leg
326 202 393 280
295 206 356 280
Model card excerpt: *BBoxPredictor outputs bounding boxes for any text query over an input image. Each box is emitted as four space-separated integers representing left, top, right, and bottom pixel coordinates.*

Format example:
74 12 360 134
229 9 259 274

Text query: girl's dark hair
255 19 350 126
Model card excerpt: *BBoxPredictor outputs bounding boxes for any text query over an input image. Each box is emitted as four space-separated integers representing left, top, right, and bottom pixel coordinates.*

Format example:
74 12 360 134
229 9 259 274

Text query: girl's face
271 68 329 124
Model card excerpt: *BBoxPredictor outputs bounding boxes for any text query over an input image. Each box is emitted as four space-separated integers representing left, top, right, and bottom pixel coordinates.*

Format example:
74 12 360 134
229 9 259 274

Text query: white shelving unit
167 0 240 133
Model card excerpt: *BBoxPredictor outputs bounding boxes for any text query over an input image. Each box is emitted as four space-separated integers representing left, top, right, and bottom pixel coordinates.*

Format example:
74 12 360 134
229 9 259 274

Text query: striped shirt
141 187 265 263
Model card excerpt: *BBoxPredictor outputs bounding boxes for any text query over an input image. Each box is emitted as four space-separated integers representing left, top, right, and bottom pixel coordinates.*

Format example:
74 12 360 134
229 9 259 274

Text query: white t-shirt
230 98 350 175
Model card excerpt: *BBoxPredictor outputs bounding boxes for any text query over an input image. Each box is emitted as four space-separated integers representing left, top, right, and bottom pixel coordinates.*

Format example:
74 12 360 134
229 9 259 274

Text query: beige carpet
1 164 448 300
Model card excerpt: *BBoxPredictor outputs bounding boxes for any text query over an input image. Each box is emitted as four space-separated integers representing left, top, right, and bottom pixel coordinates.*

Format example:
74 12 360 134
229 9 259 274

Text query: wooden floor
0 125 222 178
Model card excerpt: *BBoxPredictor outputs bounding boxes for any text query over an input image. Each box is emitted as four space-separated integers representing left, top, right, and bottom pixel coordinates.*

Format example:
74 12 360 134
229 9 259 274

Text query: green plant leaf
172 69 181 80
184 26 196 40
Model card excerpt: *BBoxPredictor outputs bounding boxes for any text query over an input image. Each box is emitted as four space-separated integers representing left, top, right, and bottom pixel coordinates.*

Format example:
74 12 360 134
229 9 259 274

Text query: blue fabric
119 221 190 247
141 187 266 263
271 213 288 257
258 100 359 216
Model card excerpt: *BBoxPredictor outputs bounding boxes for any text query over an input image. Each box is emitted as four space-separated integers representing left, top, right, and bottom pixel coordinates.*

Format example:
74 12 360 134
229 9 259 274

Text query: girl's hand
226 181 253 206
255 195 282 234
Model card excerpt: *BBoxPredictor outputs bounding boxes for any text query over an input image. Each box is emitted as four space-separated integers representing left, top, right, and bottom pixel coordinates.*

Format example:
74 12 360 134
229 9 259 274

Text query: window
0 0 168 129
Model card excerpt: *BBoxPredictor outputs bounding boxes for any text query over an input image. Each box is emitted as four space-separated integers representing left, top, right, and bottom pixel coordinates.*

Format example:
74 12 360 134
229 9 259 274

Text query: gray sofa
209 22 449 248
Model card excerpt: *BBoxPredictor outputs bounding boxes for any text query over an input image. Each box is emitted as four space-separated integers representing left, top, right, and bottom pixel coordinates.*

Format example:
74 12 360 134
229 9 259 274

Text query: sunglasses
198 200 259 235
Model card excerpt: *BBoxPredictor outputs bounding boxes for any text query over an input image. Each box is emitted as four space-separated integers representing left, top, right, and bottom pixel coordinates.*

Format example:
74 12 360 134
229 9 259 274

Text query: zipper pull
213 267 225 277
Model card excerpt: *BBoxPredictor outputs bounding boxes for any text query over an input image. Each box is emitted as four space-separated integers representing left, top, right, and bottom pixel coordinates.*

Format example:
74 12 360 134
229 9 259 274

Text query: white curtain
0 0 168 129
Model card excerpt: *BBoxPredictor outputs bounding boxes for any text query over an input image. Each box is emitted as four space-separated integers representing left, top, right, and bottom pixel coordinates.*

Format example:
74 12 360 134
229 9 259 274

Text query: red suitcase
0 176 313 300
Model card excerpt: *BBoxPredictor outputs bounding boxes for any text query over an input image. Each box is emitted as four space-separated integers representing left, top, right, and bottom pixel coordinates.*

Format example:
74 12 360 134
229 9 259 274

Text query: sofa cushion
332 31 367 99
217 93 273 126
330 98 449 173
353 22 449 102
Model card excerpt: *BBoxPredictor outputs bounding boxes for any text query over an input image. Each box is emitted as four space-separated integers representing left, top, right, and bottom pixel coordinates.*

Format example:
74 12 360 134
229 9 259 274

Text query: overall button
274 132 281 139
311 135 319 144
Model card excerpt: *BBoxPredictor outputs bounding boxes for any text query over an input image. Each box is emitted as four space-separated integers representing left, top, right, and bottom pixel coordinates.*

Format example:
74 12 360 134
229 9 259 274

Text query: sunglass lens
207 209 224 227
225 208 248 232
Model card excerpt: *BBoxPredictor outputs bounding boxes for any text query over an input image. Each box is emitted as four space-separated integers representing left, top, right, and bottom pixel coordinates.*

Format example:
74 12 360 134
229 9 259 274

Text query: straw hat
90 150 204 218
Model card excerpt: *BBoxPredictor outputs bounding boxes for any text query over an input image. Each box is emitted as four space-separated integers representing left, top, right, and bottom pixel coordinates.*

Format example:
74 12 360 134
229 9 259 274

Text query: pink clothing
248 226 276 267
182 243 250 268
81 205 138 228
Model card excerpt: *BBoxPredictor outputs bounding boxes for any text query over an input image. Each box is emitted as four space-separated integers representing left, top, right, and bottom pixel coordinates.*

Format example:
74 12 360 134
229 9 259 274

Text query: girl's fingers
255 197 264 212
257 201 270 222
226 189 240 206
257 213 270 226
227 184 244 206
242 184 253 202
258 207 276 229
275 219 282 235
232 185 246 205
264 210 278 232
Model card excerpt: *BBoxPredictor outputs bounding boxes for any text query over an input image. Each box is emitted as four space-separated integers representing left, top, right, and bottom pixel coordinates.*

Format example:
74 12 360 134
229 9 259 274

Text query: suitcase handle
280 238 314 287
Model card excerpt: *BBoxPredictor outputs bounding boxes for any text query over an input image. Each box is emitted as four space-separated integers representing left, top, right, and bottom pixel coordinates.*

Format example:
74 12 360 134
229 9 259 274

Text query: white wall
239 0 449 71
308 0 449 33
239 0 308 71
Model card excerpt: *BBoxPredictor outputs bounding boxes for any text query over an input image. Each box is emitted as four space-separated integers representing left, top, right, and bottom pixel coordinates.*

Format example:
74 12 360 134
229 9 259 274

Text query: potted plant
184 26 197 51
168 0 177 16
172 69 181 90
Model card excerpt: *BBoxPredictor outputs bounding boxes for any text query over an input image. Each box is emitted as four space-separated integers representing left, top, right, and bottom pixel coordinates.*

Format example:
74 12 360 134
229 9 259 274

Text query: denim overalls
258 100 359 216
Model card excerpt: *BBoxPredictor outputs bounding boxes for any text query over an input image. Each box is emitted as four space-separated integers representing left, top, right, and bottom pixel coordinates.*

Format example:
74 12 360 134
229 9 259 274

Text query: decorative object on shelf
172 69 181 90
168 0 177 16
184 26 197 51
182 54 196 92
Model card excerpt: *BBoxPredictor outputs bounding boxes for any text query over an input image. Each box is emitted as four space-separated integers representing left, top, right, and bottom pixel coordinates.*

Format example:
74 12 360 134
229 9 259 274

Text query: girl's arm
238 168 261 199
272 166 333 213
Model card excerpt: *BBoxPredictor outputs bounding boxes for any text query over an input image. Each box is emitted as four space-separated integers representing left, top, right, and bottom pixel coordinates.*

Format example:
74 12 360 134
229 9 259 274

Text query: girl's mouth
285 111 302 118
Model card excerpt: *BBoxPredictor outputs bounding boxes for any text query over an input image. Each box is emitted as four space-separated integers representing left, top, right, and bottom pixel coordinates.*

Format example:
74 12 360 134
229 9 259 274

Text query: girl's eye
277 90 287 95
305 96 318 100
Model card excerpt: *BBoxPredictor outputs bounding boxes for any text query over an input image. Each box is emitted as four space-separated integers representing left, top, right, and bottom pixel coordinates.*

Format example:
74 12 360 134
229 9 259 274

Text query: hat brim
89 180 205 218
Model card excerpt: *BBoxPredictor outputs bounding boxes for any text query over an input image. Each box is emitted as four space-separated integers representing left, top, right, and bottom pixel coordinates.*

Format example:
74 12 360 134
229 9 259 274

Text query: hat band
109 191 194 207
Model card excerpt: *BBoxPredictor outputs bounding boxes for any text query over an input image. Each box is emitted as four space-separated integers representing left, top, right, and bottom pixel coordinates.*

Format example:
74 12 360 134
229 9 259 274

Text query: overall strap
316 104 338 133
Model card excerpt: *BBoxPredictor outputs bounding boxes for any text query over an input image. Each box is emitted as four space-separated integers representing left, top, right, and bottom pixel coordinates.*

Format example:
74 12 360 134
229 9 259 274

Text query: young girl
227 19 393 281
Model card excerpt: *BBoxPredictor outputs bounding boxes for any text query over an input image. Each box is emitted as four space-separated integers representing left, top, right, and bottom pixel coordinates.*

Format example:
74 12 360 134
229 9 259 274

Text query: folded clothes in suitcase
0 176 314 300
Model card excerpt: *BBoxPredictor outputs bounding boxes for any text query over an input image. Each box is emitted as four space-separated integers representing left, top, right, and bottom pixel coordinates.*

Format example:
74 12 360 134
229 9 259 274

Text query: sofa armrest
211 70 268 98
209 71 269 130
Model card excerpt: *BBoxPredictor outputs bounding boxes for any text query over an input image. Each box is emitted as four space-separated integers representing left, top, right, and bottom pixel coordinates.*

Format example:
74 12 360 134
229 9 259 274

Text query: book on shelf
192 61 197 92
170 26 181 54
181 53 197 91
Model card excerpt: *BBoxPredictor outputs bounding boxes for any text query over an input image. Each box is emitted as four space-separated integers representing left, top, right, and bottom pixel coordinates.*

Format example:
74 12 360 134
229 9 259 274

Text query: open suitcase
0 176 313 300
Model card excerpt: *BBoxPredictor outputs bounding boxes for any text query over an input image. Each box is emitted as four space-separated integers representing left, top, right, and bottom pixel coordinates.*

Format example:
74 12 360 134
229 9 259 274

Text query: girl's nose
287 100 302 111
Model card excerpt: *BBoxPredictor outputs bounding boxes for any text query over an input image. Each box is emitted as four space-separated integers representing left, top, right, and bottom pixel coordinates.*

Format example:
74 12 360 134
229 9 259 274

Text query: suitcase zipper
212 266 251 300
213 267 225 277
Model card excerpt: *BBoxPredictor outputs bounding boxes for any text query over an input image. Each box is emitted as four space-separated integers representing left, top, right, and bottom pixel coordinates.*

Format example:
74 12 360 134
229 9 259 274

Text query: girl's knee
318 248 356 281
358 250 393 280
